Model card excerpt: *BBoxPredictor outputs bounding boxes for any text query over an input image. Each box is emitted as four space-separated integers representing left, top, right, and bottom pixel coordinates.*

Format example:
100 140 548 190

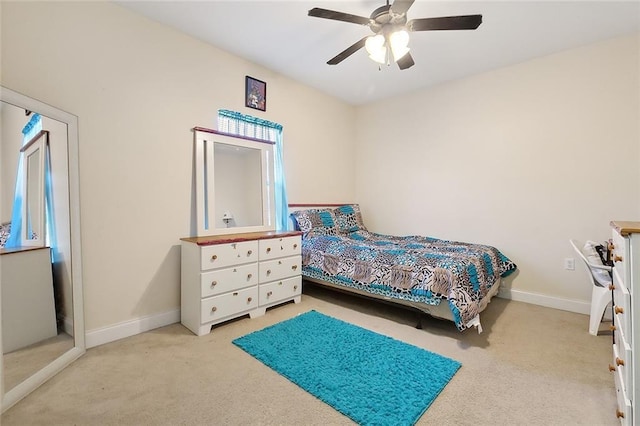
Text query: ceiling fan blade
408 15 483 32
308 8 371 26
390 0 415 15
327 37 368 65
397 53 415 70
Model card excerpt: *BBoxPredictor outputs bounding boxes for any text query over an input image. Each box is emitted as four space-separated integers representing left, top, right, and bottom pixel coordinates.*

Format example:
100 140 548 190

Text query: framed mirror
0 86 85 412
20 131 47 247
193 127 275 236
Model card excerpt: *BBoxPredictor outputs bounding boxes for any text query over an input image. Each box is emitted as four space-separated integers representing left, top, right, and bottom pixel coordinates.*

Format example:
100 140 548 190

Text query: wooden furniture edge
181 230 302 246
0 246 51 256
19 130 49 153
192 126 275 145
611 221 640 236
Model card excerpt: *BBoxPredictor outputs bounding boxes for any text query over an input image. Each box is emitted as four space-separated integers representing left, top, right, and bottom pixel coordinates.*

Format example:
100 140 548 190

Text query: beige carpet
2 282 617 425
3 332 74 391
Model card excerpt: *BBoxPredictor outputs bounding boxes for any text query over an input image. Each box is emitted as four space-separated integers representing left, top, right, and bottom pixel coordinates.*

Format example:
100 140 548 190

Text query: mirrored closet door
0 87 85 412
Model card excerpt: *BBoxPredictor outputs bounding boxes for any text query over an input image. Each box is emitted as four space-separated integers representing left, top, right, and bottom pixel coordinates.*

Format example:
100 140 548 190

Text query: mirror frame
193 127 276 236
0 86 85 412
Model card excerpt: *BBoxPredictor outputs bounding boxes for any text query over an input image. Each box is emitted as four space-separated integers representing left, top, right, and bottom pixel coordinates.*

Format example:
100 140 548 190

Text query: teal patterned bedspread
301 230 517 330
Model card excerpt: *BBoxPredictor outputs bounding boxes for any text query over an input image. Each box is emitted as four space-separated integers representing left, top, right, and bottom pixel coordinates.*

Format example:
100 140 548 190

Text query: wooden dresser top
0 246 51 256
611 221 640 236
181 230 302 246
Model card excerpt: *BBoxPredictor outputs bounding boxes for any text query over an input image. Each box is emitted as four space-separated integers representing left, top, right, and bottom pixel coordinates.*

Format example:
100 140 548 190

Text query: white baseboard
62 316 73 336
83 290 600 349
498 288 594 315
85 309 180 349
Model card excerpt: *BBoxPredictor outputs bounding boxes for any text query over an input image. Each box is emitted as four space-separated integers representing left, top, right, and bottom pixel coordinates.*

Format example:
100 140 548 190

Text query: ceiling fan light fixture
389 29 410 61
309 4 482 71
365 34 387 64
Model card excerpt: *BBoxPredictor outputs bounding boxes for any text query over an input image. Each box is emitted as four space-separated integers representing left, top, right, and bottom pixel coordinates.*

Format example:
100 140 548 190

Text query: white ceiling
116 1 640 105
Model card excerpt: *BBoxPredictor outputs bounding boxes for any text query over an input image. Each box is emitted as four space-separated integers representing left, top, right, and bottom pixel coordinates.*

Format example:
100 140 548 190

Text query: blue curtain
5 114 42 248
218 110 289 231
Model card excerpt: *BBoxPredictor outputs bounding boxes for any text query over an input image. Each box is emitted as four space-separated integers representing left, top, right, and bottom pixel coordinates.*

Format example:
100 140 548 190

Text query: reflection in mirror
21 132 47 247
194 127 275 236
0 87 85 412
214 142 263 229
26 149 42 241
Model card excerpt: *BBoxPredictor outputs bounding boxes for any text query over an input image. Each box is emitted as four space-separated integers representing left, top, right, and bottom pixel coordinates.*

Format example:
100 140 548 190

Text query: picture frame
245 76 266 112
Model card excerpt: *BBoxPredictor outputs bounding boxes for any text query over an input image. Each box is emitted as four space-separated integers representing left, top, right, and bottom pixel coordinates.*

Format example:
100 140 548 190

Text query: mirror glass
194 128 275 236
0 87 85 412
26 148 42 241
22 135 46 246
213 142 263 229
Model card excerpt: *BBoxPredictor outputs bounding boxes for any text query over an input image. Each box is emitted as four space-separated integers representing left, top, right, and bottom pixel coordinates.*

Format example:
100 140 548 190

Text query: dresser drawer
611 230 628 288
200 263 258 298
259 276 302 305
260 256 301 282
259 236 301 260
200 241 259 271
200 287 258 324
613 353 633 425
612 335 633 395
612 273 631 342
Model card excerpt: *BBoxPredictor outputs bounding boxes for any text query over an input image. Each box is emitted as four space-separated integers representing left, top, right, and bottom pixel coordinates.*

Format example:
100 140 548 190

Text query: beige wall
355 33 640 306
1 1 356 332
1 104 25 223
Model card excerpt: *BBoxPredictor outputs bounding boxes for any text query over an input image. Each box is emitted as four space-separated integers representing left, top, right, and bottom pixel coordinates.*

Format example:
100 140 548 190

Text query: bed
290 204 517 332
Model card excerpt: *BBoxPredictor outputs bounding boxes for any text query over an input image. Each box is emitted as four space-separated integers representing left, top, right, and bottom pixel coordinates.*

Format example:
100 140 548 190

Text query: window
217 110 289 231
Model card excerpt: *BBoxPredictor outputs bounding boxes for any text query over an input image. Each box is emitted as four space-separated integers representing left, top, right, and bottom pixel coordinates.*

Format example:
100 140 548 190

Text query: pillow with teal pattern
333 204 367 234
290 209 338 237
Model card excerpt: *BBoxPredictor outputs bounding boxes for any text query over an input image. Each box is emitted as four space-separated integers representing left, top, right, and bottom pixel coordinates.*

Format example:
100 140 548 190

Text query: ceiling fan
308 0 482 70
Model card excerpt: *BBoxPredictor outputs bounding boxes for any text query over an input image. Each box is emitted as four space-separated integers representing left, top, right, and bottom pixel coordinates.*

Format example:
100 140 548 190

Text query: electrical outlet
564 258 575 270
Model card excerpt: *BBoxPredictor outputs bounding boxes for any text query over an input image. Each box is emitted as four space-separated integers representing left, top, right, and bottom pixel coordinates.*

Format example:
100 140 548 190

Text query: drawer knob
278 281 283 286
278 260 282 265
616 357 625 367
609 364 616 372
247 297 253 303
281 246 284 250
294 285 298 290
211 306 217 312
211 255 218 261
292 265 298 270
615 306 624 315
616 409 625 419
247 250 253 256
267 247 271 253
294 244 298 249
211 281 217 287
267 269 272 275
267 291 273 297
609 284 615 291
247 273 253 280
614 255 623 263
610 324 617 332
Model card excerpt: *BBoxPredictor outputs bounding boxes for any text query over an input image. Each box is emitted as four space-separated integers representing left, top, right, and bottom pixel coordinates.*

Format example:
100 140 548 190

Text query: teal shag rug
232 310 461 425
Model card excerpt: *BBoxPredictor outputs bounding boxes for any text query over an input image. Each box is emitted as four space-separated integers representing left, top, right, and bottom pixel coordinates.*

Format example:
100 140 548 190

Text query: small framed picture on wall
245 76 266 112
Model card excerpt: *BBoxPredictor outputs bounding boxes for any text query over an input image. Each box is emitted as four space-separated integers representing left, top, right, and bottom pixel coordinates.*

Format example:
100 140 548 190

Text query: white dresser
610 221 640 424
180 231 302 336
1 246 58 353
